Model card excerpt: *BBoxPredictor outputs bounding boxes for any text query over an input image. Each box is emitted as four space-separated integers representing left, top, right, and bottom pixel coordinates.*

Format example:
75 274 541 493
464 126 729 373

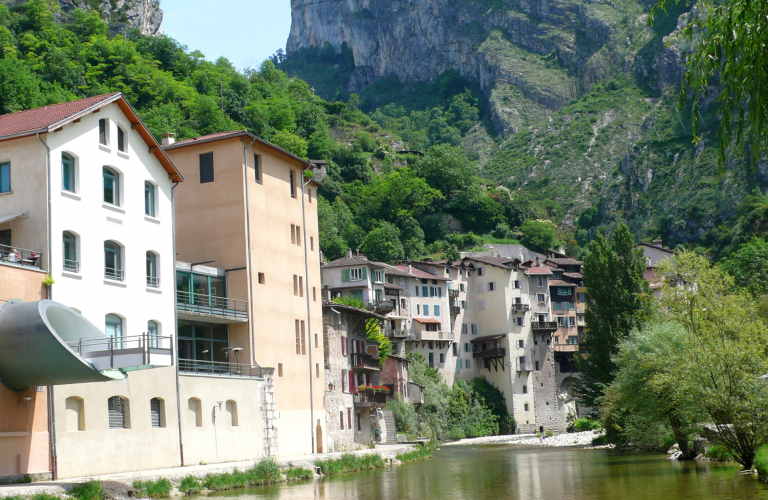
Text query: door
316 422 323 454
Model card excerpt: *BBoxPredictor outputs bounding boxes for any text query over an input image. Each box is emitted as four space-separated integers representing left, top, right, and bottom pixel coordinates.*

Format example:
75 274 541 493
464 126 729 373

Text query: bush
592 434 610 446
755 444 768 476
285 467 313 481
659 433 677 452
71 481 103 500
132 479 172 498
572 418 601 432
391 395 419 435
315 453 385 475
545 430 554 437
705 444 732 461
396 446 433 463
178 476 203 495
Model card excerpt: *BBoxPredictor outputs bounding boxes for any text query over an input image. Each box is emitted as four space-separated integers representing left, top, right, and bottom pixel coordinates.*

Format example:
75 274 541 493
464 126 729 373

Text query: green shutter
382 272 386 283
342 269 350 282
361 267 367 280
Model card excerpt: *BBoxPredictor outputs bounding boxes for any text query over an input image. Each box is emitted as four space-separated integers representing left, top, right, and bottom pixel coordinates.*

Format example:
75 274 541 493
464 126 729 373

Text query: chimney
323 286 332 301
408 263 413 274
356 248 360 257
535 256 541 267
347 248 353 258
162 132 175 147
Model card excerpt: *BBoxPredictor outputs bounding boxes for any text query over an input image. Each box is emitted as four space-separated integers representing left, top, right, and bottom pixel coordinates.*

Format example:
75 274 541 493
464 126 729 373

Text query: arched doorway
316 422 323 454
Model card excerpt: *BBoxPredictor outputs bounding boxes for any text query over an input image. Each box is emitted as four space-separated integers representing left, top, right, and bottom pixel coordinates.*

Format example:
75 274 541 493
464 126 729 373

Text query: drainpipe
171 181 185 467
243 138 257 364
301 172 315 454
37 132 56 480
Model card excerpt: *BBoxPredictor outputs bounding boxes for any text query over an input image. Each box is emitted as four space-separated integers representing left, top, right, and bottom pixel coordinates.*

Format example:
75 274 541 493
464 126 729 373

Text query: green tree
365 318 392 366
271 129 308 158
575 224 650 410
520 220 561 251
360 221 405 263
719 238 768 297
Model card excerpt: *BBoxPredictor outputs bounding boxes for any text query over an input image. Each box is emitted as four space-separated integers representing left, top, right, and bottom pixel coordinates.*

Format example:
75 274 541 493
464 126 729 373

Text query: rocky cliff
287 0 688 136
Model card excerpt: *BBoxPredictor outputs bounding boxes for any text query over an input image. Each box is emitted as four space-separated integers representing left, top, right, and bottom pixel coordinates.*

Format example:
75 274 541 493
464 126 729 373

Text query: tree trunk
670 416 696 460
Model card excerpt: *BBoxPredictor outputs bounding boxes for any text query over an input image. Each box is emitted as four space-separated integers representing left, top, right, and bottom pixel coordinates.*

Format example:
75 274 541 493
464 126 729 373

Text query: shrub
572 418 601 432
178 476 203 495
71 481 103 500
32 495 62 500
755 445 768 477
705 444 732 461
545 430 554 437
391 395 419 435
251 459 282 484
591 434 610 446
132 479 172 498
315 453 385 475
659 433 677 452
396 446 433 463
285 467 313 481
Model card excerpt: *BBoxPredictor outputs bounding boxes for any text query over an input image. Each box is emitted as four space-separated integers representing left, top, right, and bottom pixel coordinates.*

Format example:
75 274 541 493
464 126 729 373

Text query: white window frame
350 268 362 281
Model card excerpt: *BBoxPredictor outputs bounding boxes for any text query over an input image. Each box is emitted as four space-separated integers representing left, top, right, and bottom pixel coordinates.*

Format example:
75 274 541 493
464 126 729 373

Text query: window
146 252 159 288
295 320 306 355
0 162 9 194
65 396 85 431
465 359 471 368
350 268 363 281
340 411 344 430
514 280 521 289
357 412 362 432
348 408 352 430
63 231 79 272
316 363 320 378
226 400 238 426
439 353 445 364
289 170 296 198
108 396 130 429
538 293 546 304
278 363 283 377
514 317 524 326
524 403 529 411
415 286 419 297
518 339 525 349
460 283 466 293
188 398 203 427
308 188 313 203
464 343 470 352
199 152 214 183
522 385 528 394
150 398 165 428
104 241 123 280
105 314 123 346
471 324 478 335
258 272 265 284
577 293 586 302
291 224 296 245
428 353 434 368
461 300 467 309
310 236 314 251
537 277 543 287
293 275 299 296
144 182 156 217
477 267 485 276
487 282 496 292
98 119 108 146
559 287 572 296
295 225 301 246
452 343 458 356
254 154 261 183
62 154 75 192
422 285 428 297
434 305 440 316
462 324 467 335
373 270 383 283
313 287 317 302
148 320 159 348
567 336 579 345
103 167 120 205
535 361 540 371
117 126 126 152
416 305 420 315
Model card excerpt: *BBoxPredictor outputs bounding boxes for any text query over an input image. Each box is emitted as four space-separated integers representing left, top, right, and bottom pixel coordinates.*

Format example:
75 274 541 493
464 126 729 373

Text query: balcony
67 333 174 372
63 259 80 273
177 290 248 323
0 244 43 270
353 390 387 408
390 329 409 338
512 303 530 313
449 289 459 298
531 321 558 333
450 306 461 316
473 347 506 359
105 267 124 281
351 354 380 371
516 356 533 371
369 299 395 313
179 358 265 378
410 330 455 341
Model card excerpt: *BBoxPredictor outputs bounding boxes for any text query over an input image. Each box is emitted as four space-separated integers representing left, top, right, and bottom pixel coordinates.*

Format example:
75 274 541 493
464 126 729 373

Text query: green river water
203 445 768 500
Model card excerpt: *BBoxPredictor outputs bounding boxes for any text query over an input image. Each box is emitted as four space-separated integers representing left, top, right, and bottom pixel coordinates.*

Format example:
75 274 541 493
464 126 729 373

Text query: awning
0 212 29 225
414 318 441 324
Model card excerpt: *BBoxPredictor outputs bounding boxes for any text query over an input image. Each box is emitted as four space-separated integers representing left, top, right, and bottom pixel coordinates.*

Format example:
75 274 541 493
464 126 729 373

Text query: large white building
0 93 184 478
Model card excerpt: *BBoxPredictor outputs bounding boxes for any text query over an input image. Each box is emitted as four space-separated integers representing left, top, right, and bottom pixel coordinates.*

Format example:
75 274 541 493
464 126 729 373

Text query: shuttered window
108 396 128 429
150 398 162 428
199 152 214 184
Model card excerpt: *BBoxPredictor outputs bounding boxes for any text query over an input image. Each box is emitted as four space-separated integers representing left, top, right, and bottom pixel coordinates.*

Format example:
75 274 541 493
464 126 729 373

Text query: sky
160 0 292 71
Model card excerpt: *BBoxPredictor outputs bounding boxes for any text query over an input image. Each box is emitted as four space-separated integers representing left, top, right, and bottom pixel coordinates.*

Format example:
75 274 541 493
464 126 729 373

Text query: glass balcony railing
0 244 43 269
178 358 263 378
176 290 248 321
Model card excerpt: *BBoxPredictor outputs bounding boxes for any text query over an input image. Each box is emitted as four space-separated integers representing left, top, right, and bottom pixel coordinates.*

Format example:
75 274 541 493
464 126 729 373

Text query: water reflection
204 445 768 500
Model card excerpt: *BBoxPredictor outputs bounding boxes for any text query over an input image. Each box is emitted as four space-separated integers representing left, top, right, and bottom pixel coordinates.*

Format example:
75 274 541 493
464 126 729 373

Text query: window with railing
63 231 79 272
104 241 123 281
146 252 159 288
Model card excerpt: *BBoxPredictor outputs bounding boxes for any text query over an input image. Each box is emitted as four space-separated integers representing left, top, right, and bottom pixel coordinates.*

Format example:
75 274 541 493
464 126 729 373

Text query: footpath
0 444 415 499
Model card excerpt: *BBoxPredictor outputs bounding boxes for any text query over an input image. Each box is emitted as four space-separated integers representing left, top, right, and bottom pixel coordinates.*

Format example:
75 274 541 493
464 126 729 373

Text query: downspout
243 138 257 364
171 181 184 467
37 132 56 480
301 174 315 454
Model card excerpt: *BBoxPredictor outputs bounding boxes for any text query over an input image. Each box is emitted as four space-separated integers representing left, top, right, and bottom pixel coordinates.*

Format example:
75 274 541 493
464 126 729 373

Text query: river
200 445 768 500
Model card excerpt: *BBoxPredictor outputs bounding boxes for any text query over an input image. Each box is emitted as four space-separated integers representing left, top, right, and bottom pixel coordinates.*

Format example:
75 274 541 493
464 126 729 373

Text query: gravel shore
443 430 611 448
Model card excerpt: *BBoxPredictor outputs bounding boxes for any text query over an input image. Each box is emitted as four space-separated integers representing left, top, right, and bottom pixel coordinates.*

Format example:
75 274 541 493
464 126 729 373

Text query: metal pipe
301 174 315 453
171 181 185 467
243 137 257 365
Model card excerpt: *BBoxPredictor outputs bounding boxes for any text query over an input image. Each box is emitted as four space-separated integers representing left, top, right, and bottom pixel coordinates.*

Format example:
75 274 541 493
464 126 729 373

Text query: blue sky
160 0 292 72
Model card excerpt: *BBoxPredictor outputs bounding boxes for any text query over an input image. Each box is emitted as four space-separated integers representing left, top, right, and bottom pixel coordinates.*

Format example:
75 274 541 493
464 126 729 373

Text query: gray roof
323 256 382 269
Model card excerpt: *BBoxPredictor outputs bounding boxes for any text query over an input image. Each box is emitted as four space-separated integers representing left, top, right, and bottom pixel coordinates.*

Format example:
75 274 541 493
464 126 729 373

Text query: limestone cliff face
57 0 163 35
287 0 689 135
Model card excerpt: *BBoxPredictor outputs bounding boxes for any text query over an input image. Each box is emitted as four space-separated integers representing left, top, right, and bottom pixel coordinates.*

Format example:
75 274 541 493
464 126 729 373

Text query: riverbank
0 445 420 499
443 430 611 448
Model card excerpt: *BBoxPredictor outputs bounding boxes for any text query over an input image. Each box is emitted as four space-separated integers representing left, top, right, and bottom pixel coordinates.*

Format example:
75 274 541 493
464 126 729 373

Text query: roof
382 283 405 291
327 282 368 290
470 333 507 343
164 129 312 168
0 93 183 182
550 279 577 287
637 242 675 254
374 262 413 278
393 265 449 281
462 256 517 269
524 266 552 276
564 272 583 280
323 256 380 269
546 257 582 266
413 318 442 324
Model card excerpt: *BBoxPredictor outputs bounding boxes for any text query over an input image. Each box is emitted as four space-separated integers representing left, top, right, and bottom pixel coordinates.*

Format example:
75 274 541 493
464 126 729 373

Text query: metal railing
390 329 409 338
450 306 461 315
473 347 506 358
179 358 264 378
176 290 248 320
68 333 172 353
353 391 387 407
531 321 558 331
448 289 459 298
0 244 43 269
410 330 455 341
371 300 395 310
105 267 124 281
63 259 80 273
512 303 530 312
146 275 160 288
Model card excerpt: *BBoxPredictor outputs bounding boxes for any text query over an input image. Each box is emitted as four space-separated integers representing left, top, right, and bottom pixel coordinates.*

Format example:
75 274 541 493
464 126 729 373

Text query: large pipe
0 300 126 391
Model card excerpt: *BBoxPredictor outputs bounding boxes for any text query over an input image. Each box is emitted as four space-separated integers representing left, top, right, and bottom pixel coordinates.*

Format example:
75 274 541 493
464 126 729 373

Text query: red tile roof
0 93 121 139
0 93 182 182
546 257 582 266
414 318 442 324
524 266 552 275
550 279 577 287
393 264 449 281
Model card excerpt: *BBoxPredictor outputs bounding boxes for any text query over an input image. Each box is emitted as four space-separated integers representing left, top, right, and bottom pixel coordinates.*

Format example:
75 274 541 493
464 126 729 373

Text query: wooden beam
131 123 141 130
52 127 63 133
93 108 100 113
148 146 158 153
73 118 81 123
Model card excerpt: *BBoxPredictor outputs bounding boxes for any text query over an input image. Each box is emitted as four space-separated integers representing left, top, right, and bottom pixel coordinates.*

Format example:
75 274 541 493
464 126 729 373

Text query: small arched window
226 400 238 426
63 231 78 273
104 241 123 281
188 397 202 427
103 167 120 206
107 396 130 429
148 320 159 348
146 251 158 288
145 181 156 217
65 396 85 431
62 153 76 192
150 397 165 428
105 314 122 349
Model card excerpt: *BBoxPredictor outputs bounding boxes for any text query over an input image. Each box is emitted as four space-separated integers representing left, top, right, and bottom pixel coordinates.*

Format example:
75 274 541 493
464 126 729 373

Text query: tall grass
315 453 386 476
396 446 433 463
177 476 203 495
132 478 172 498
202 459 282 491
71 481 103 500
284 467 314 481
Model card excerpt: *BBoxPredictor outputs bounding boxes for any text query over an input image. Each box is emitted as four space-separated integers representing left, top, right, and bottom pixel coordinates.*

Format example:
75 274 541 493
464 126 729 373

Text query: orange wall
0 265 50 477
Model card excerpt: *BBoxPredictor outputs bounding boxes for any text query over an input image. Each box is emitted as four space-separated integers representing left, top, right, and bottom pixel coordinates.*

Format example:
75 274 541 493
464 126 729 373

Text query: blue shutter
434 305 440 316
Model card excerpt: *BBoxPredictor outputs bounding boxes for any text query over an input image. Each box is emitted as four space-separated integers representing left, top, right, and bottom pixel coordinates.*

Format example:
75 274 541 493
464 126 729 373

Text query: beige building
165 130 325 457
